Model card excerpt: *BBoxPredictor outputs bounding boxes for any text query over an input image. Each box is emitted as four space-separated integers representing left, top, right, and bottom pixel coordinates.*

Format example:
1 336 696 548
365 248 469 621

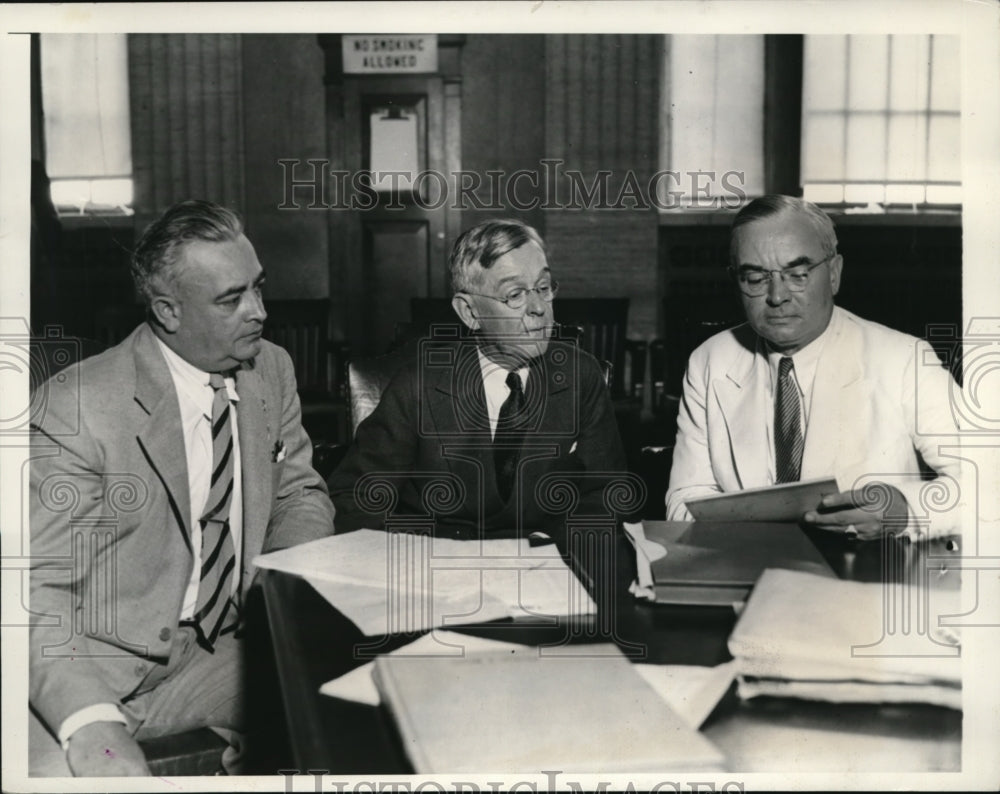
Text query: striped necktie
494 370 527 502
193 372 238 652
774 356 804 483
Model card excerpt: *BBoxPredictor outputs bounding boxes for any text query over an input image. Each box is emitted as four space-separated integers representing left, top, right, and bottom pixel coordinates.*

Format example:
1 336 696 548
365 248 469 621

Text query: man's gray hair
131 199 244 304
449 219 546 294
730 195 838 265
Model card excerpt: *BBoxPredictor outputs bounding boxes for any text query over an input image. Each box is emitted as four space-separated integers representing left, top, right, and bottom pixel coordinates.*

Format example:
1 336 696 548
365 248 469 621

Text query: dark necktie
774 356 804 483
494 370 526 502
193 373 239 651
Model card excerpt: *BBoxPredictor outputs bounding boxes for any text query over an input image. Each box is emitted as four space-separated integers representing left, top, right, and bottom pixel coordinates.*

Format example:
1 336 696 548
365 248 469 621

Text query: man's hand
65 721 150 777
802 482 909 540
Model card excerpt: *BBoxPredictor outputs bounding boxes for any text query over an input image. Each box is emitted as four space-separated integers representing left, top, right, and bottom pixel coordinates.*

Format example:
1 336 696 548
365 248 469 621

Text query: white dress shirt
58 339 244 749
476 348 529 439
155 337 243 618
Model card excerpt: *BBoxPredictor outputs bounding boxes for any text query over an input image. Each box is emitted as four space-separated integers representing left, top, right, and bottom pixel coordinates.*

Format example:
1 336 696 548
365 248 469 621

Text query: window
40 34 134 216
659 33 961 212
801 34 961 208
661 35 765 209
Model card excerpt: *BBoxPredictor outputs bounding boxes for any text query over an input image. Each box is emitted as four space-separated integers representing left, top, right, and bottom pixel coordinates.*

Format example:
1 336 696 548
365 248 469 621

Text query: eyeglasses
464 280 559 311
729 254 835 297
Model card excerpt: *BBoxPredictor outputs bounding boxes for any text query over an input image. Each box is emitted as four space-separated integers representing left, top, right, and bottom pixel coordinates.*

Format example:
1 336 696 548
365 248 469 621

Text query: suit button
134 664 146 678
159 627 171 642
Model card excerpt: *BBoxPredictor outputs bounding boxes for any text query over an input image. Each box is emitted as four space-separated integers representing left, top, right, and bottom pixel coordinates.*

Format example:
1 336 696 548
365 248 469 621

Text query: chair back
263 299 333 393
94 304 145 348
553 298 630 397
599 358 613 389
347 342 416 436
658 292 743 399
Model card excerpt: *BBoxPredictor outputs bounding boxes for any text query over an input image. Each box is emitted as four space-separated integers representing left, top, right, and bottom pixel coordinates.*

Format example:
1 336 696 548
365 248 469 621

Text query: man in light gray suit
666 195 963 539
29 200 335 775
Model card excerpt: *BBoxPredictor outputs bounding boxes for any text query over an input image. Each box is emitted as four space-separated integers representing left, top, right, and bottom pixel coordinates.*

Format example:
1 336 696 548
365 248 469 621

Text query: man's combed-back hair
730 195 838 265
449 219 546 294
131 199 244 304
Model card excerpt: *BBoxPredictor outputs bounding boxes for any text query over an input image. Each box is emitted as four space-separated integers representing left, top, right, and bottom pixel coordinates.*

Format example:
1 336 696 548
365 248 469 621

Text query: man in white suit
666 195 962 539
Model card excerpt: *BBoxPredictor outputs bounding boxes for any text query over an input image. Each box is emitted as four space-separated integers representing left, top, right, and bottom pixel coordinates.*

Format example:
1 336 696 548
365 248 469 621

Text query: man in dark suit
329 219 627 547
29 200 335 775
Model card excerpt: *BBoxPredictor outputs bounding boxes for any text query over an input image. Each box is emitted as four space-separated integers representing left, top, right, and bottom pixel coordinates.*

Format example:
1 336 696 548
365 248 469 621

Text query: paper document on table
633 661 736 728
254 529 595 636
320 631 532 706
729 568 961 708
735 677 961 710
372 643 725 773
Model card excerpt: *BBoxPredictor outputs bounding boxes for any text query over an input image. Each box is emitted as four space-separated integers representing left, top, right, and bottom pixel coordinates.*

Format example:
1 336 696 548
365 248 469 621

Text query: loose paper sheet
255 530 596 635
321 631 737 731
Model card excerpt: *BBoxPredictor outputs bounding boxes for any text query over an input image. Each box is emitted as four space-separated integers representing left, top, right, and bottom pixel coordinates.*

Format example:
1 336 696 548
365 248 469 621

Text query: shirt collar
764 306 838 373
153 335 240 415
476 346 529 391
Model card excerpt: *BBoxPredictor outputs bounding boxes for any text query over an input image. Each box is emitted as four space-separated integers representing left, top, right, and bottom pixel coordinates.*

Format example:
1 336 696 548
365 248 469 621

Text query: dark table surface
261 525 961 774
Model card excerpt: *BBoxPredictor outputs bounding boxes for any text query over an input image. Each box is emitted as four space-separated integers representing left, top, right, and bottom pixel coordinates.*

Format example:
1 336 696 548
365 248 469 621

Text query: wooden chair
91 304 145 348
139 729 227 776
554 298 646 403
262 299 349 445
651 291 743 418
346 339 422 436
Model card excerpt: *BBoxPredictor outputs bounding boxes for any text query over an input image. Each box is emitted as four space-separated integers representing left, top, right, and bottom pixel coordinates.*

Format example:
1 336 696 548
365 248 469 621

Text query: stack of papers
253 529 596 635
728 568 962 709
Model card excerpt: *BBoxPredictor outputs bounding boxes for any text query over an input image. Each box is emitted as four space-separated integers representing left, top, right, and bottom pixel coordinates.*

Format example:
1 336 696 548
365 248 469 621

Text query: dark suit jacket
29 323 335 735
329 339 628 546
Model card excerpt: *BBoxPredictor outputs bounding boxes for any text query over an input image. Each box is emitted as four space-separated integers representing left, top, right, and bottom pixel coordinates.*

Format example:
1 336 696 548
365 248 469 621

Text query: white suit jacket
666 307 964 537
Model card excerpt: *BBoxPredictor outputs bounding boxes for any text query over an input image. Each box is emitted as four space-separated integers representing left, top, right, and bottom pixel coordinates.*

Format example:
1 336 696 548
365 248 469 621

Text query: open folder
625 521 835 607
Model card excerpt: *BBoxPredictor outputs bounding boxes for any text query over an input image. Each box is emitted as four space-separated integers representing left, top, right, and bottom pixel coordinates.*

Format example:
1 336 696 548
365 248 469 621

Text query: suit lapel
425 341 497 512
427 341 574 509
530 342 573 437
715 338 771 490
426 340 492 441
234 361 272 588
132 325 193 550
801 311 866 479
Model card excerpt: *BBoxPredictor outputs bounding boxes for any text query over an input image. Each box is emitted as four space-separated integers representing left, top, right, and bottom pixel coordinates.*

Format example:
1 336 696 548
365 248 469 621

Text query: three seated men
29 196 963 777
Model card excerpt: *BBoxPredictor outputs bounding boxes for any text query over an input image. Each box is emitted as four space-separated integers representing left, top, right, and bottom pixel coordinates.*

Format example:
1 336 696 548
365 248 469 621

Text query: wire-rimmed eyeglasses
728 254 835 297
463 280 559 311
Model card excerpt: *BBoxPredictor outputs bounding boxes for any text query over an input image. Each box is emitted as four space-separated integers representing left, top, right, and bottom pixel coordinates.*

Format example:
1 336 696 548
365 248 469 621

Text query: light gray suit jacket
666 307 964 537
29 323 335 734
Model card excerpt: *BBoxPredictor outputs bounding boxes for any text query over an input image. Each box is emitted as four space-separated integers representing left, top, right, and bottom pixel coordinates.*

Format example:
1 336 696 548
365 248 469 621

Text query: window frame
659 33 961 227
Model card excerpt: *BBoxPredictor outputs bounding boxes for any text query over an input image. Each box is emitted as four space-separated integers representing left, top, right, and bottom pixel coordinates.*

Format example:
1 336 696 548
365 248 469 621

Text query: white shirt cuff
58 703 128 751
